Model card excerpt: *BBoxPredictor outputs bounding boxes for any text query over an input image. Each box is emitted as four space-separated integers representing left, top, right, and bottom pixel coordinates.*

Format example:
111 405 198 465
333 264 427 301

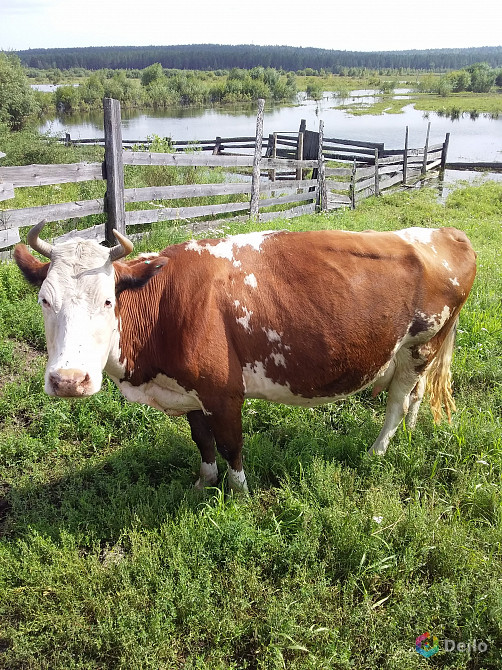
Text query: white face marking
117 374 205 415
38 240 118 395
449 277 460 286
393 227 436 245
442 259 452 271
244 273 257 288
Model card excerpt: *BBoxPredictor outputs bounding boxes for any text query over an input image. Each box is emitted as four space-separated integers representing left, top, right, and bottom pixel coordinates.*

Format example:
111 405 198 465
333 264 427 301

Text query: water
38 92 502 166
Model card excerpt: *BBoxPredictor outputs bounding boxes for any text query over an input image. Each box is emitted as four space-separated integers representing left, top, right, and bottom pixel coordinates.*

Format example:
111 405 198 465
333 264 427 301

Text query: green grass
0 183 501 669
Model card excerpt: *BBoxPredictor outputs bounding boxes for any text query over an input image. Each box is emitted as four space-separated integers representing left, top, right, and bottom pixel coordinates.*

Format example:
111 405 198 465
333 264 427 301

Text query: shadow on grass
1 425 209 546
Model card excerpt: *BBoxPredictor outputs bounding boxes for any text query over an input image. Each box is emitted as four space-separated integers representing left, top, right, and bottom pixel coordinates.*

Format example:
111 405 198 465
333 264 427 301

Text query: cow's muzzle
48 368 93 397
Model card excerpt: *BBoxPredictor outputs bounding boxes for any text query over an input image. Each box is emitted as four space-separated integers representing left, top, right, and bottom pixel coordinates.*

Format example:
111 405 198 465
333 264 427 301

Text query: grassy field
0 183 501 669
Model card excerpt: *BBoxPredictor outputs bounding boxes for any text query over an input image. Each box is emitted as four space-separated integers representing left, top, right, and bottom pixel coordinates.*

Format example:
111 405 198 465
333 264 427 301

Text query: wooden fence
0 98 449 253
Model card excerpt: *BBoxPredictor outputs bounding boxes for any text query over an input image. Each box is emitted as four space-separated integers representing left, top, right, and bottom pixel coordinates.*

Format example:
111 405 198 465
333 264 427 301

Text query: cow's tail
426 317 458 424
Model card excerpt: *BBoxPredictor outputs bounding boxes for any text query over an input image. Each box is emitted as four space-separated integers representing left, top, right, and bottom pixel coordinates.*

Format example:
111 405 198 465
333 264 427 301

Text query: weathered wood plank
326 181 351 192
317 120 327 212
0 182 15 201
379 172 405 191
124 183 253 202
126 201 250 226
122 152 317 169
0 199 105 227
325 167 353 177
0 162 104 187
354 166 375 179
54 224 106 243
259 191 316 208
103 97 126 240
324 137 385 150
327 193 351 206
259 203 316 222
123 152 256 167
0 227 21 249
355 176 377 193
250 99 265 218
262 179 318 191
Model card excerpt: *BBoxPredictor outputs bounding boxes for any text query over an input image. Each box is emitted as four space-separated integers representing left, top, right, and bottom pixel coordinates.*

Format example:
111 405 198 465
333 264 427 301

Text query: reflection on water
38 92 502 163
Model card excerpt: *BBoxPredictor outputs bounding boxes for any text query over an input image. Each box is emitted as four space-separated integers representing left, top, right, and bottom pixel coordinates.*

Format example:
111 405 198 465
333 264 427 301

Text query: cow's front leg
187 411 218 490
207 399 248 493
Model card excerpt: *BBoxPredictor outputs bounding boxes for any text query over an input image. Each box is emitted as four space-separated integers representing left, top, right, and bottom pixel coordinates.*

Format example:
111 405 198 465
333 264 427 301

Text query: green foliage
0 184 501 668
0 53 36 128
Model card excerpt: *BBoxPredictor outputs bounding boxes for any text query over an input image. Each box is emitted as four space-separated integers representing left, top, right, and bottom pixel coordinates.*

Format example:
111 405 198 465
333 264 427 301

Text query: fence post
250 98 265 220
374 148 380 196
268 133 277 181
350 160 357 210
422 121 431 177
103 97 126 244
296 131 304 181
316 120 327 212
440 132 450 173
213 136 222 155
403 125 409 185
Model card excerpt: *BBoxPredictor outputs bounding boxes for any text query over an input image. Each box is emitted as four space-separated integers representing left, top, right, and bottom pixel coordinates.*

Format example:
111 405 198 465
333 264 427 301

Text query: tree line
12 44 502 73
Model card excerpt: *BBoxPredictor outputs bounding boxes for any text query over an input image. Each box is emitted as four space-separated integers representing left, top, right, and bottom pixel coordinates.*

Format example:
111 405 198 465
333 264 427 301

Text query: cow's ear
114 257 169 295
13 244 50 287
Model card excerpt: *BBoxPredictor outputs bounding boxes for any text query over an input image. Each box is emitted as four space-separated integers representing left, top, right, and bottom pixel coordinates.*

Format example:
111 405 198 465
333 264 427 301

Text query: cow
14 221 476 492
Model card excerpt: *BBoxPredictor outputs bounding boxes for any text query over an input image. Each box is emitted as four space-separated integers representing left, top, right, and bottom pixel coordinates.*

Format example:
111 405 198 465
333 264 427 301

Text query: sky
1 0 501 53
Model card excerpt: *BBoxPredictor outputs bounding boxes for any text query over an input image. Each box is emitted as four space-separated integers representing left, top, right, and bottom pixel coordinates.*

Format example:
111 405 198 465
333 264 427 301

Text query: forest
12 43 502 73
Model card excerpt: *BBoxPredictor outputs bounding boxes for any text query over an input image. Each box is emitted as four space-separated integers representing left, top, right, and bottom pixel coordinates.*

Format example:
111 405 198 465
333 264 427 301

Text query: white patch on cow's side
227 466 249 493
242 361 351 406
186 231 278 264
195 461 219 490
244 273 257 288
434 305 451 329
449 277 460 286
236 305 253 332
394 227 435 245
117 374 204 415
263 328 282 344
269 353 286 368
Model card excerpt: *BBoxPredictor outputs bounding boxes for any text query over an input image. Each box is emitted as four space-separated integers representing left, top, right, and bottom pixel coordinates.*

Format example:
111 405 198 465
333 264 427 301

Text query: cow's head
14 221 167 397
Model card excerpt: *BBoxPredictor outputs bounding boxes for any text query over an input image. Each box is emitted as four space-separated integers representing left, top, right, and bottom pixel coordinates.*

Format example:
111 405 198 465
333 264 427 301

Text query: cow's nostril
49 369 91 397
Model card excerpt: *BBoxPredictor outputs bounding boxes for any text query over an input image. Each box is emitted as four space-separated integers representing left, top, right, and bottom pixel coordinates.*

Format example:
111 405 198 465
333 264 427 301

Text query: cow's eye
104 299 113 308
41 297 50 307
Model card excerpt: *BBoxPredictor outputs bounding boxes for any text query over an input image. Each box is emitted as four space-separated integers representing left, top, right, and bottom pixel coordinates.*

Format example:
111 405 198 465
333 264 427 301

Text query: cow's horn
109 229 134 261
27 220 54 259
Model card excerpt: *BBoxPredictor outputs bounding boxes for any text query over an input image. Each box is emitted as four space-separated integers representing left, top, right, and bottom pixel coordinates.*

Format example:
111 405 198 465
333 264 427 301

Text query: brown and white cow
14 221 476 492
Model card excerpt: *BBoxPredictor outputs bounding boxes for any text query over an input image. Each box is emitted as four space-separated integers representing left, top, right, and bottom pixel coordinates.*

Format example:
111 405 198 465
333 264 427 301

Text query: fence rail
0 99 450 253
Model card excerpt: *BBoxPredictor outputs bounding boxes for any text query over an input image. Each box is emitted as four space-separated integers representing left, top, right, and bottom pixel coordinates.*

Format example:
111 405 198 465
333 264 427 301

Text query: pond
38 92 502 179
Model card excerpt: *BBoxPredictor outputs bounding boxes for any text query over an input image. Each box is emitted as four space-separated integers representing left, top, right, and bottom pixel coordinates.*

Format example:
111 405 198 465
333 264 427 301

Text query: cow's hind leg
368 349 423 456
405 374 427 431
187 411 218 490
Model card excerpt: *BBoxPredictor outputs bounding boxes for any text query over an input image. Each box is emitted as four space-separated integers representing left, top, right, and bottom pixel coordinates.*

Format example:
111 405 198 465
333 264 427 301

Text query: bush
0 53 36 128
